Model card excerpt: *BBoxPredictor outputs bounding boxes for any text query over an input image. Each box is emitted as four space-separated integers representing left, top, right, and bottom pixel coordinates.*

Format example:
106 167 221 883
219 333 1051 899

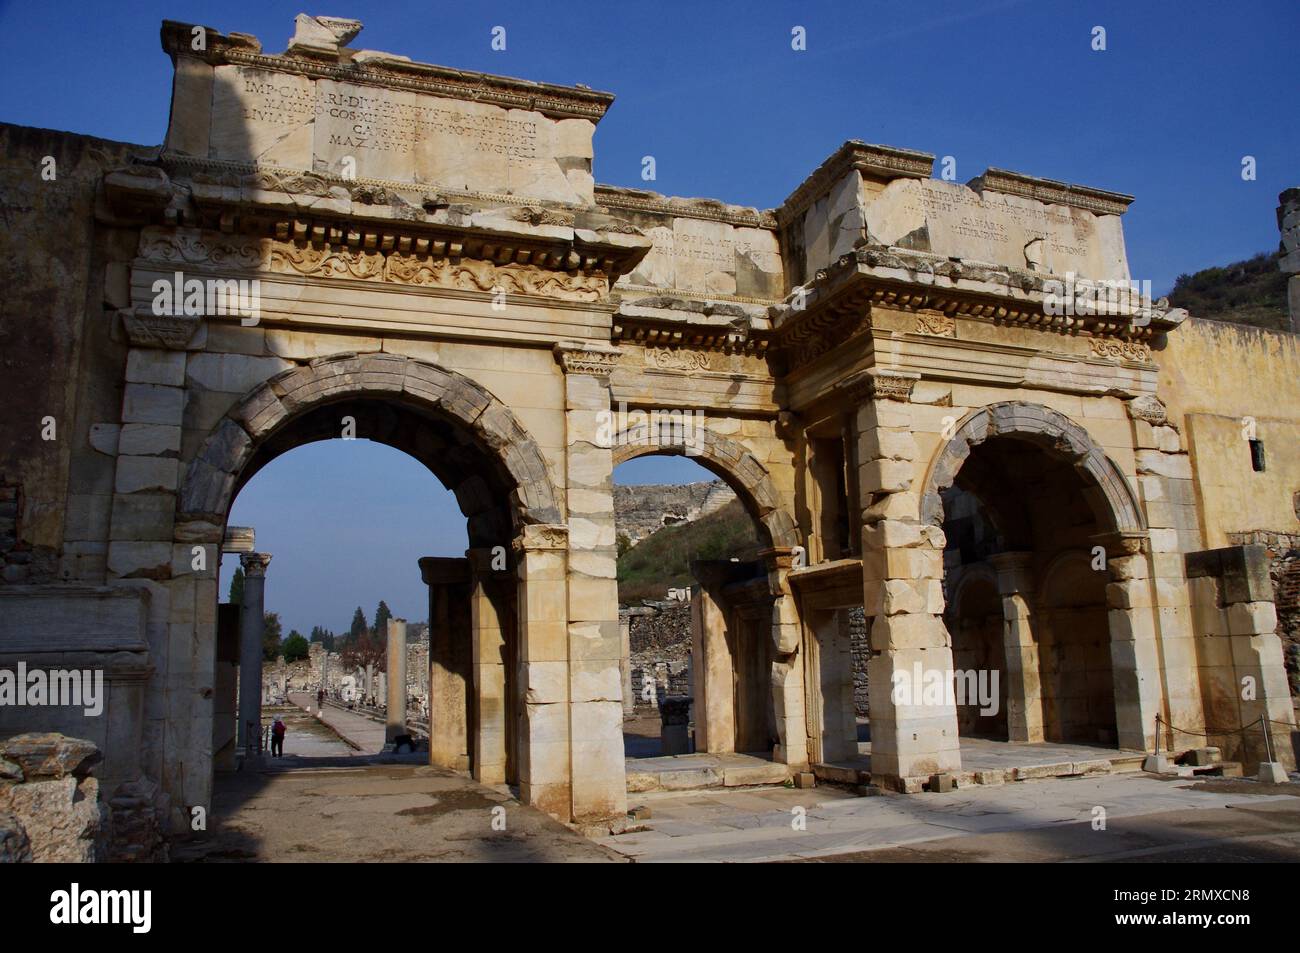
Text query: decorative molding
835 368 919 403
1125 395 1168 425
512 524 569 553
137 229 609 302
1089 338 1152 363
119 308 204 350
646 347 711 371
778 141 935 226
554 342 622 377
239 552 272 576
914 313 955 337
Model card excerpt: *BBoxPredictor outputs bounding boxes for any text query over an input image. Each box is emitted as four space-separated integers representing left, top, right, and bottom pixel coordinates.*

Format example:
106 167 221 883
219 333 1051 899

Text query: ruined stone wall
0 125 148 585
626 602 691 707
613 480 735 545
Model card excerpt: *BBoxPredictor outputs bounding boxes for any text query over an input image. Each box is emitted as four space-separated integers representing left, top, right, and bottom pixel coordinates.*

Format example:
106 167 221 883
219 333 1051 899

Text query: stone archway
179 352 562 533
920 400 1153 753
612 427 798 549
919 401 1145 536
613 426 807 766
170 352 574 817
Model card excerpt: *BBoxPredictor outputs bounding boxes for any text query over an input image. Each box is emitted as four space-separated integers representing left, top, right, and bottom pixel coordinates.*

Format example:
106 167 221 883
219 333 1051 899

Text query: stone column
764 547 808 767
467 547 512 784
846 368 961 785
419 557 471 770
989 552 1043 742
554 342 627 824
237 552 270 755
385 617 408 745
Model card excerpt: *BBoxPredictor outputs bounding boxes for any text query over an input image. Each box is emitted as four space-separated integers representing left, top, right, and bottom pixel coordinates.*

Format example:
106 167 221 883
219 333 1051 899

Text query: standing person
317 687 325 709
271 716 286 757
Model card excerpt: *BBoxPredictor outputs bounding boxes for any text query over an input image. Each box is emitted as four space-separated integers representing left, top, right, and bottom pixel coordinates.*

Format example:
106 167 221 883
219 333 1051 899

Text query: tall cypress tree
228 566 245 606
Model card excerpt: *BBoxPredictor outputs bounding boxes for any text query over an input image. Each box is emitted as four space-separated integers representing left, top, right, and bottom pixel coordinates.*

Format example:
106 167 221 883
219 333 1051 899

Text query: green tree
283 630 310 663
372 600 393 639
228 566 245 606
349 606 368 642
262 611 284 662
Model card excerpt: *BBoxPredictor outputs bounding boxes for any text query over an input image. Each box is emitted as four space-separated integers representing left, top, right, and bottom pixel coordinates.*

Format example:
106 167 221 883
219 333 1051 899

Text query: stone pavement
177 759 620 863
602 773 1300 863
287 692 386 753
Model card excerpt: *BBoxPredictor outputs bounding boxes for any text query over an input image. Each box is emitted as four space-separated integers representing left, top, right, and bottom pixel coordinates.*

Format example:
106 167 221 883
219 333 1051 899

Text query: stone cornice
611 315 773 357
772 244 1182 369
123 157 652 282
974 168 1134 217
160 21 615 122
595 185 777 229
778 140 935 226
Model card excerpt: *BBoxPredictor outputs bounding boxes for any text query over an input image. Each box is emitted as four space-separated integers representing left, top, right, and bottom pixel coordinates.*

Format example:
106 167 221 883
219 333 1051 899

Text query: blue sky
5 1 1292 634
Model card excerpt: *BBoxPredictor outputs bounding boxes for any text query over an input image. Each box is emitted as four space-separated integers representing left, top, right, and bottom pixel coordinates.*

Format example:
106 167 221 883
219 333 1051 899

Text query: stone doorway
937 428 1124 749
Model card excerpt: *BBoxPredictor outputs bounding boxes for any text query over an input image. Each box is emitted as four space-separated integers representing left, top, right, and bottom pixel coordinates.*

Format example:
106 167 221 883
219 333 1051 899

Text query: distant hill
1168 250 1291 331
616 497 762 605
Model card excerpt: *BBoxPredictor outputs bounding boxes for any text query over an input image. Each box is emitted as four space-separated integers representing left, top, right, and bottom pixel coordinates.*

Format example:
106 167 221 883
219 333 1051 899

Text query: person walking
270 716 286 757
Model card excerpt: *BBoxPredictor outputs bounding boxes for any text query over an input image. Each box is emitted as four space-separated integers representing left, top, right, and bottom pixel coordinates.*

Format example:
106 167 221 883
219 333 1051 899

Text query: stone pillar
385 617 408 745
1104 535 1163 751
237 552 270 755
419 557 472 770
554 342 627 824
847 368 961 784
514 524 572 818
764 547 808 767
690 561 745 754
1187 545 1297 771
990 552 1043 742
467 548 512 783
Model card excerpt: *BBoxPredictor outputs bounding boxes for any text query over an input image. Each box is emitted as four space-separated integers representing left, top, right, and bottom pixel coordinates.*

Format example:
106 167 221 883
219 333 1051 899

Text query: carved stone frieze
136 229 609 302
119 308 204 350
646 347 711 371
554 342 622 378
1089 337 1152 363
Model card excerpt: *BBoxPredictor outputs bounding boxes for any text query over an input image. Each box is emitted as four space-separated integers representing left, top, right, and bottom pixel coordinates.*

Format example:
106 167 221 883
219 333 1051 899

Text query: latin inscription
238 79 538 157
904 181 1093 258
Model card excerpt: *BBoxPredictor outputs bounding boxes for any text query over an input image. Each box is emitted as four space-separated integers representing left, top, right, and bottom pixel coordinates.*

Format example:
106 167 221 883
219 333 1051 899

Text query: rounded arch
920 401 1145 536
178 352 562 541
611 426 798 549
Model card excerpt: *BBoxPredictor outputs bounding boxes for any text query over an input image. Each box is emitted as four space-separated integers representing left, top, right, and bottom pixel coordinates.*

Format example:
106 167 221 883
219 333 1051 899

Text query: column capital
835 367 920 403
553 341 622 378
1091 530 1149 559
239 552 272 576
418 555 470 587
512 523 568 554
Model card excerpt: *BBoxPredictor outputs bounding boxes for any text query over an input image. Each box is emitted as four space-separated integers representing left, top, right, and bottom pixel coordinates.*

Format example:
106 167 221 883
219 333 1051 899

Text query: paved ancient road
600 774 1300 863
175 697 620 863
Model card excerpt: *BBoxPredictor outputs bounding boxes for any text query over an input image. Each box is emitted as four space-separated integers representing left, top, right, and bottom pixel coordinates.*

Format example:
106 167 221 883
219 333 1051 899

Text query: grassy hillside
1168 250 1290 331
617 498 762 605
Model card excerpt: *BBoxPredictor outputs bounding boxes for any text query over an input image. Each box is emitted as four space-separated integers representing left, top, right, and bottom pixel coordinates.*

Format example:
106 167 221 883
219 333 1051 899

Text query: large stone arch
611 426 798 549
919 401 1145 536
178 352 562 536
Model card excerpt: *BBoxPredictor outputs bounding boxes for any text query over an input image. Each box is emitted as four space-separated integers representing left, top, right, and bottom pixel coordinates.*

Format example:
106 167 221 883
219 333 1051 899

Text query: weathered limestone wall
1157 317 1300 548
0 124 146 585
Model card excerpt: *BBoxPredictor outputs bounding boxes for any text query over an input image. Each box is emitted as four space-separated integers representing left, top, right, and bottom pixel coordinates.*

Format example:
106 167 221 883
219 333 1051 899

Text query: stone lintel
222 526 255 554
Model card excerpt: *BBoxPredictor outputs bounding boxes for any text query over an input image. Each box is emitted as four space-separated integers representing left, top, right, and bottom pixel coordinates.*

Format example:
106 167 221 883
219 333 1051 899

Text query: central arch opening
940 433 1120 748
